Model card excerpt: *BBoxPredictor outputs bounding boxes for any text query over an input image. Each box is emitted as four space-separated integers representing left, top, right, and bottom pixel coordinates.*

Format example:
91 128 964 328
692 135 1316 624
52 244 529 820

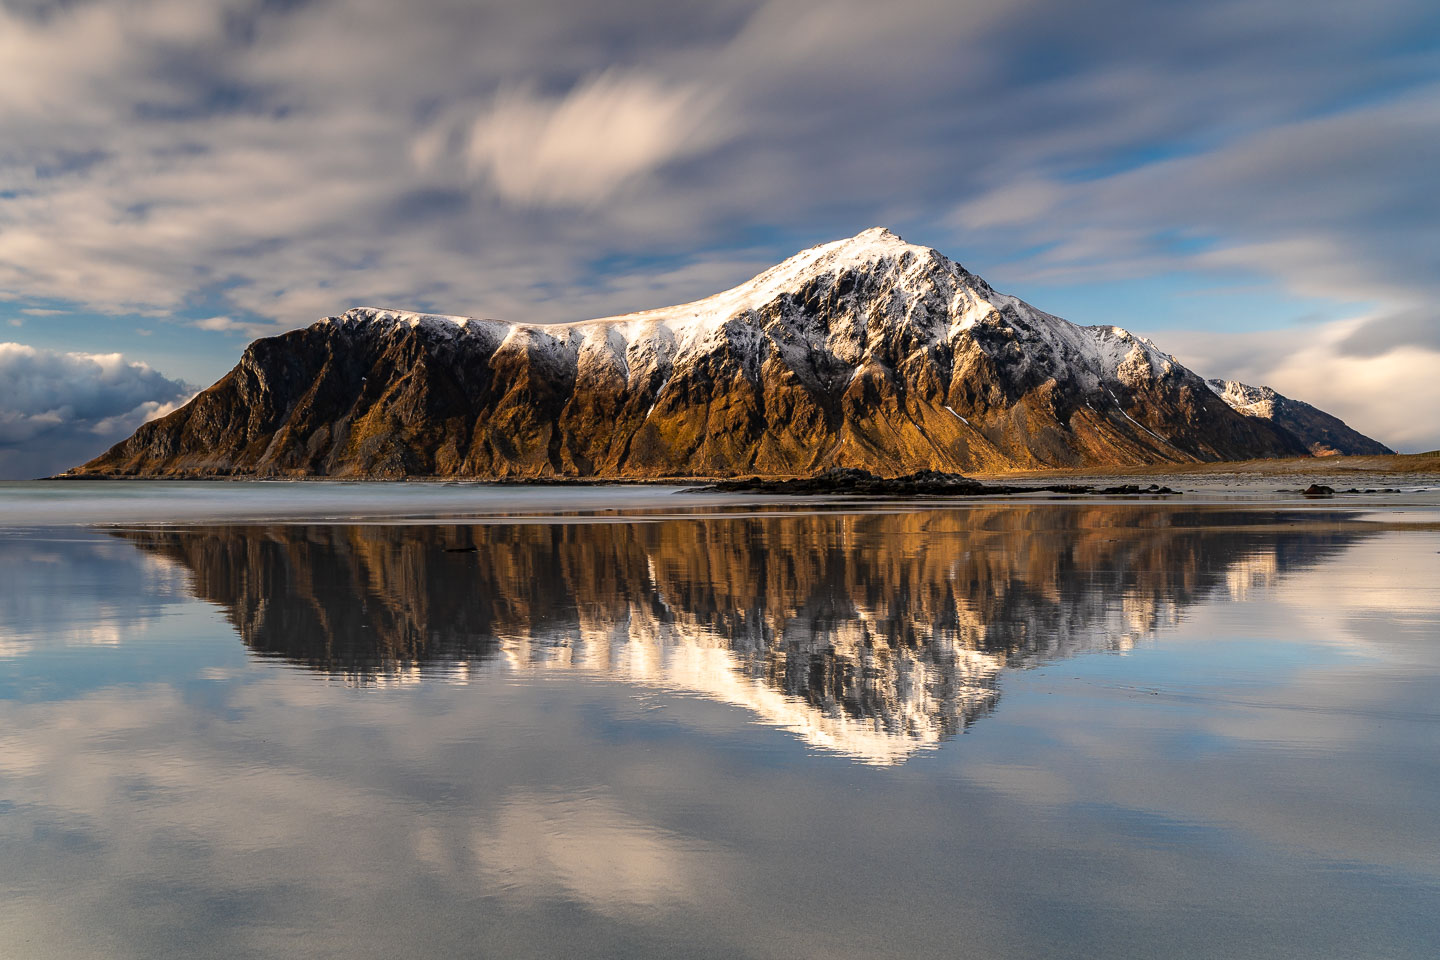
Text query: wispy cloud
463 71 727 206
191 315 286 338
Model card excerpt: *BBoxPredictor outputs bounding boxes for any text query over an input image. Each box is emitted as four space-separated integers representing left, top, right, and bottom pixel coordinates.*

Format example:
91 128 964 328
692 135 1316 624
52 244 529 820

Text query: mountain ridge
69 228 1390 478
1206 378 1390 457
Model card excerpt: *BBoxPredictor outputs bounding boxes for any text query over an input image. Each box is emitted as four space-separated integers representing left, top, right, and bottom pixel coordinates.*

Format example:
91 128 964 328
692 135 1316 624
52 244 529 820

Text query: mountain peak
559 226 951 338
805 225 930 263
344 228 947 338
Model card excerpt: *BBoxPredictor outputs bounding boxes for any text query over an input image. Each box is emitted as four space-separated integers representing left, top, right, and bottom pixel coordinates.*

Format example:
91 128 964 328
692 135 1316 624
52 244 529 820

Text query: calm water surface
1 485 1438 958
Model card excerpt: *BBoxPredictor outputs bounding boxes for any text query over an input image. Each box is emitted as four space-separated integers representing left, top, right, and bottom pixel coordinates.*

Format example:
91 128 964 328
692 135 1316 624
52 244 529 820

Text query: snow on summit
334 227 1177 391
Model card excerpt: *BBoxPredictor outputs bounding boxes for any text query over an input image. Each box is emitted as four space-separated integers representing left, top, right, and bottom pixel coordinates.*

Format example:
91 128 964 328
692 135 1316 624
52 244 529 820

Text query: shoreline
44 452 1440 486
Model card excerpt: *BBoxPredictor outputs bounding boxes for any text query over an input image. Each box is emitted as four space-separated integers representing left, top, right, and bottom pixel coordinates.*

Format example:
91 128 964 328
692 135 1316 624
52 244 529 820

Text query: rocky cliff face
72 228 1388 478
1207 379 1392 457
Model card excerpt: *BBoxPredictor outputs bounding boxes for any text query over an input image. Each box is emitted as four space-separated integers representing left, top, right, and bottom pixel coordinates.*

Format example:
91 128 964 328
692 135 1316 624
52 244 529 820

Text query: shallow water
1 486 1438 959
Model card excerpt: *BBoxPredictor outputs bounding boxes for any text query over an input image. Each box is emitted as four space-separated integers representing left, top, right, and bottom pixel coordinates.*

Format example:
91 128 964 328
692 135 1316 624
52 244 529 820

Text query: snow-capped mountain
72 228 1389 478
1207 379 1391 457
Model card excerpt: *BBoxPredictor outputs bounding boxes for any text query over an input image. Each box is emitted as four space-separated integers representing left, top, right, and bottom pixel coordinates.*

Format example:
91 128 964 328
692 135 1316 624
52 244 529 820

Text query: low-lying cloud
0 343 192 479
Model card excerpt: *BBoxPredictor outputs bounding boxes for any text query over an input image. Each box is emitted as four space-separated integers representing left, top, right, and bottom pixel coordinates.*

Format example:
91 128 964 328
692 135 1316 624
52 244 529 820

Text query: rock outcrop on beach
71 228 1389 478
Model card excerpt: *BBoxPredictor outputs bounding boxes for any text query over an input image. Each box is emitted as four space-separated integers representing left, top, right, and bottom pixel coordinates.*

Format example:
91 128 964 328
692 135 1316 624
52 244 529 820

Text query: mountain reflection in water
116 505 1371 764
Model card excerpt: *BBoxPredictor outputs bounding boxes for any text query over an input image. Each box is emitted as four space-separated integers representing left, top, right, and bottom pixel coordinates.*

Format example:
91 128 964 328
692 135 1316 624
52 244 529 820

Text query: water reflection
116 506 1374 763
3 503 1438 960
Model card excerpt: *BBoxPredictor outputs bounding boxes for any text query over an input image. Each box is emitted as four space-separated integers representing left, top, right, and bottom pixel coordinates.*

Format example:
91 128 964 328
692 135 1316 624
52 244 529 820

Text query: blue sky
1 0 1438 476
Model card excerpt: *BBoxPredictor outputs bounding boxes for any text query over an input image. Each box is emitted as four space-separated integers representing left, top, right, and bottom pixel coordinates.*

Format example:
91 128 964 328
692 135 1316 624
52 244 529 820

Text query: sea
1 480 1437 959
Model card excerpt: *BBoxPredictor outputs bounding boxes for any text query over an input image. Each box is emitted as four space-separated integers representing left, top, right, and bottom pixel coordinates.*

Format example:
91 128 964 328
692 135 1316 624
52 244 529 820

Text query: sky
1 0 1437 477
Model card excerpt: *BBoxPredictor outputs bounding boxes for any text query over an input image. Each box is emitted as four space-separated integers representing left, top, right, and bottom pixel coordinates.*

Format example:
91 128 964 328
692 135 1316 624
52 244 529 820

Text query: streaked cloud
464 71 725 206
190 315 283 339
1335 309 1440 360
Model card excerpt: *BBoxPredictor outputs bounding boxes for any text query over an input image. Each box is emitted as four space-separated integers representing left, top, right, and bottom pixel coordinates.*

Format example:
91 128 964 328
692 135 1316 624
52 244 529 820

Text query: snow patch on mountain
1208 378 1278 418
331 227 1191 405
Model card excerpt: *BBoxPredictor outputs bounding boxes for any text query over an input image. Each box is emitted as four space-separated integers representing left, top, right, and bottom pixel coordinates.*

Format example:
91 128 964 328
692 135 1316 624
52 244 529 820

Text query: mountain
70 228 1390 478
1207 379 1392 457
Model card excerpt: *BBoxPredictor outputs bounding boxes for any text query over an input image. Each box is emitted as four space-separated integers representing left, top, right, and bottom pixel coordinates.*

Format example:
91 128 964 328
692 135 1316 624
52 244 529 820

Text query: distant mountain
1207 379 1392 457
70 228 1390 478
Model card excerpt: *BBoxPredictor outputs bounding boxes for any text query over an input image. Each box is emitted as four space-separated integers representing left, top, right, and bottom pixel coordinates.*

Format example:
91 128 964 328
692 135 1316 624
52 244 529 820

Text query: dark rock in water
1096 483 1181 495
698 469 1182 497
701 469 994 495
1303 484 1336 497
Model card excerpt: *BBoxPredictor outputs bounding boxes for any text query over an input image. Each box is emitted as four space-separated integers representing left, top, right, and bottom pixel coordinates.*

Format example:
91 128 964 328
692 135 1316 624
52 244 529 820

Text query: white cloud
953 181 1065 229
191 315 287 338
465 71 724 206
0 343 192 478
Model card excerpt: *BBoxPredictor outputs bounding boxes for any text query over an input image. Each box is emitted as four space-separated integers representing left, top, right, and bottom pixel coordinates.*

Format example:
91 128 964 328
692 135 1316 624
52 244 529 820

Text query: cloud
464 71 725 206
953 181 1065 230
951 84 1440 304
191 315 287 338
0 343 192 478
0 0 1432 440
1334 309 1440 359
0 0 1421 322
